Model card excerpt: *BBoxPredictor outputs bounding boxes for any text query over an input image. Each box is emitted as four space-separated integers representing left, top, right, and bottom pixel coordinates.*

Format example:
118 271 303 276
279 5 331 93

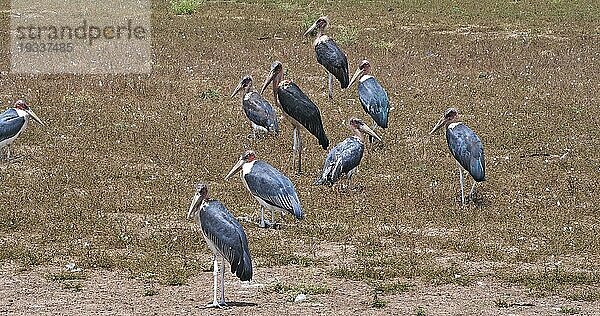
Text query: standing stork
261 61 329 175
188 183 253 308
225 150 303 228
304 16 349 99
0 100 44 160
430 108 486 206
348 60 389 141
315 117 381 187
231 75 279 138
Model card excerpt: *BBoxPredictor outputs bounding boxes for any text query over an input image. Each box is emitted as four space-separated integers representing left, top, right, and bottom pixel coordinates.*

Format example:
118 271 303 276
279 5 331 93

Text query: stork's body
348 60 389 140
430 108 485 206
305 17 349 99
0 100 44 160
262 61 329 175
316 118 380 187
232 75 279 137
226 150 303 228
188 184 252 308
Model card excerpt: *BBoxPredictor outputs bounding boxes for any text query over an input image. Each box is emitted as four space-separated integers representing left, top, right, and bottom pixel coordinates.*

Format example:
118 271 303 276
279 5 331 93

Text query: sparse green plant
566 289 599 302
336 26 358 45
199 88 221 100
426 265 472 286
494 298 509 308
48 272 87 292
63 92 93 106
559 306 580 314
373 281 412 294
416 307 426 316
503 267 599 295
371 291 387 308
170 0 201 15
81 250 116 270
48 271 88 281
264 282 330 296
62 281 84 292
271 0 301 11
374 40 395 50
144 288 159 296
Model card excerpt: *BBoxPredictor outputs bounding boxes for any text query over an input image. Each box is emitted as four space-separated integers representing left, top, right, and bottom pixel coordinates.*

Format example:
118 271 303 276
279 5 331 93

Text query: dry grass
0 0 599 314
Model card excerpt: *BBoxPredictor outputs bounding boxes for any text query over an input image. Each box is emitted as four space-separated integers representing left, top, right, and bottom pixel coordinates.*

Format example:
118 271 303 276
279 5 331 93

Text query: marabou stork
304 16 349 99
231 75 279 137
188 183 253 308
315 117 380 187
261 61 329 175
348 60 389 141
430 108 486 206
225 150 303 228
0 100 44 160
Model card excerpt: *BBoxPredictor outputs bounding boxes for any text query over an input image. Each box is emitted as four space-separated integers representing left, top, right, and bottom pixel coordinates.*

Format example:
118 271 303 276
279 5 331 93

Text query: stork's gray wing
315 38 349 88
358 77 389 128
200 200 253 281
243 92 279 133
0 109 18 121
244 161 303 219
315 137 364 186
0 112 25 142
446 123 485 182
277 82 329 149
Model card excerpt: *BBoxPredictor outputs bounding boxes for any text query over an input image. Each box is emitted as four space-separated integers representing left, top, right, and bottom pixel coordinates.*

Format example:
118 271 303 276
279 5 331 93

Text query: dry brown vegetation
1 0 599 315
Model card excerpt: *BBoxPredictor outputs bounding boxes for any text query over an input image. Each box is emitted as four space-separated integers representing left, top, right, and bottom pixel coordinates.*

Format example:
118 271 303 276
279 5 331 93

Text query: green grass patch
371 292 387 308
566 288 599 302
559 305 580 315
0 243 52 271
144 288 159 296
335 26 359 46
48 271 87 292
504 267 600 296
170 0 201 15
199 88 221 100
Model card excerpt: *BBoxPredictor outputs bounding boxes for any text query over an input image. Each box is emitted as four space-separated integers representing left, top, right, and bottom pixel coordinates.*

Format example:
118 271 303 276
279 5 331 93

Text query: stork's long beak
260 69 277 95
360 124 382 142
224 159 245 180
429 116 446 135
231 81 244 98
187 192 201 219
27 109 44 126
348 67 364 88
303 22 317 36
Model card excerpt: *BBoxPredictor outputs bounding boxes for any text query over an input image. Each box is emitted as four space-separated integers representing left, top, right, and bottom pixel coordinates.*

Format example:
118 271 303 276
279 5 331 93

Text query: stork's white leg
219 259 227 306
259 206 266 228
292 128 298 173
468 180 477 202
457 161 465 206
328 72 333 99
206 255 219 307
271 209 275 226
370 121 379 143
6 146 11 160
297 130 303 175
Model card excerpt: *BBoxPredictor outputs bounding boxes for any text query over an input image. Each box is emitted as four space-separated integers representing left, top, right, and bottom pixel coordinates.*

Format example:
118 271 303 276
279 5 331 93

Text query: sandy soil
2 262 598 316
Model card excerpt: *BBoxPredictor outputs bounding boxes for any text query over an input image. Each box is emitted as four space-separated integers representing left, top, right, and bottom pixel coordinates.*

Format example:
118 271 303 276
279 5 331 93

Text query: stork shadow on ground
199 301 257 309
236 216 286 230
454 191 487 208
